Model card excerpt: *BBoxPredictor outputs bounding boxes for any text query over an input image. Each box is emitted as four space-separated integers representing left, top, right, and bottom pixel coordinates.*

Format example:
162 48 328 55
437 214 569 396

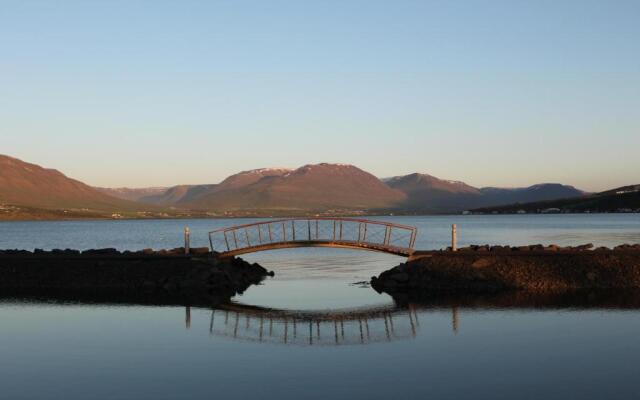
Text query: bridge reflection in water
188 303 434 346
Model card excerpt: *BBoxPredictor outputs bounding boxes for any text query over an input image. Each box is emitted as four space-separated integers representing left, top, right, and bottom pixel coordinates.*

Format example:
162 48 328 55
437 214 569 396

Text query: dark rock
190 247 210 255
390 272 409 283
82 248 119 255
371 250 640 293
472 258 493 268
168 247 185 255
0 249 270 304
142 280 157 289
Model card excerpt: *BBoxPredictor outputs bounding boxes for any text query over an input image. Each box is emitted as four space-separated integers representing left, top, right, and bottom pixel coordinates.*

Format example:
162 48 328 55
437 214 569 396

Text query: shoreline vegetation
0 203 399 221
1 203 639 222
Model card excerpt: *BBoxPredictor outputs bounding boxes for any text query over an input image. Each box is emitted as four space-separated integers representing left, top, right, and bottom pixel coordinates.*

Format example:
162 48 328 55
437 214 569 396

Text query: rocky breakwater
0 247 272 306
371 243 640 294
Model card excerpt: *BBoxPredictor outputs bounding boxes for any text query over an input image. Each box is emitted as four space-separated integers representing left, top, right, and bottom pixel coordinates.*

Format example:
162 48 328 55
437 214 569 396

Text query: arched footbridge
208 218 418 257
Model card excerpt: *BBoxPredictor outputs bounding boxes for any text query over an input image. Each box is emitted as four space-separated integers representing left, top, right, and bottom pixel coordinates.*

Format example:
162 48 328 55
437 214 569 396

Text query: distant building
516 209 526 214
462 210 471 215
541 208 561 214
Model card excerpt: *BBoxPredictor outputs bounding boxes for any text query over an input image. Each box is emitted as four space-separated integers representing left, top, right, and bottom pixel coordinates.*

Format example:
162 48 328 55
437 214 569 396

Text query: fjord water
2 214 640 399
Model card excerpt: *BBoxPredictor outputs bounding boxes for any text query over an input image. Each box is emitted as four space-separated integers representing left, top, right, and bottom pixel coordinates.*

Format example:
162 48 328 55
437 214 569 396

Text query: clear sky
1 0 638 191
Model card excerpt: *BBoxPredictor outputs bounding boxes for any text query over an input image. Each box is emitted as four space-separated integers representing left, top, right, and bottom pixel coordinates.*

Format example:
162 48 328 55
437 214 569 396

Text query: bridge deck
209 217 418 258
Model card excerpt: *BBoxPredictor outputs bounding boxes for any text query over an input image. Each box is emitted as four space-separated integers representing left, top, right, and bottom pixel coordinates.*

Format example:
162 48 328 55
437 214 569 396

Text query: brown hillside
0 155 147 211
184 163 406 211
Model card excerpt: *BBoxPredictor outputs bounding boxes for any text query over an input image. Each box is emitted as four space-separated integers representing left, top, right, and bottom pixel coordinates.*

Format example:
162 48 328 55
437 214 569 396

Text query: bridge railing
208 217 417 256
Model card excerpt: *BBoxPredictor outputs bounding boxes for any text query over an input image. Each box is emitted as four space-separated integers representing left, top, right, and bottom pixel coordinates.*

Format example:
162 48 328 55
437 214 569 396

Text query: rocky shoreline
0 247 272 305
372 244 640 294
5 244 640 305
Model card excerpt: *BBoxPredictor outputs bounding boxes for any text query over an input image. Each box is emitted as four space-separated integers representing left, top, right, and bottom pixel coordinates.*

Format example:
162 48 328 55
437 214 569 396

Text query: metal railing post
184 227 190 255
292 220 296 241
223 231 230 251
409 228 417 249
451 224 457 252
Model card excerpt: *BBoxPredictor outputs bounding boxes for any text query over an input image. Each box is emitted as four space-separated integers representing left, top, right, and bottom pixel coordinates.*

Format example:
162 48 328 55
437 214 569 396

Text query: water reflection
188 289 640 346
205 302 422 346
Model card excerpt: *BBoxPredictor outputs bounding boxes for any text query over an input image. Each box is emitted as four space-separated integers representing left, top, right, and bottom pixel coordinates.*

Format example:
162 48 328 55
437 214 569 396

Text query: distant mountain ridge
179 164 405 212
1 154 594 217
139 184 218 206
96 187 167 202
385 173 481 213
102 167 583 214
385 173 584 213
478 183 585 205
0 154 146 211
472 184 639 213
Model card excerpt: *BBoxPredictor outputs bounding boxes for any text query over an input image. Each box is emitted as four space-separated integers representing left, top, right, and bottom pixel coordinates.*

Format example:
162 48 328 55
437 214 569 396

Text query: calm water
2 214 640 399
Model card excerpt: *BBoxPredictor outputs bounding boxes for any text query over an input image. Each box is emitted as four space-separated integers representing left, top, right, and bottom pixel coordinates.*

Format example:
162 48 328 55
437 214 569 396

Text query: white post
184 227 190 255
451 224 457 252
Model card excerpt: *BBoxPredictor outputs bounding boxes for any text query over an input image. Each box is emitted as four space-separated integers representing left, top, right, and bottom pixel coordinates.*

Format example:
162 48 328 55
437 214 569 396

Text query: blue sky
1 0 638 191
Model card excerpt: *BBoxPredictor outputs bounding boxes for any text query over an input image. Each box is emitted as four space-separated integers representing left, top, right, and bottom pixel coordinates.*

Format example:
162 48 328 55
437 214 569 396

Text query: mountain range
0 155 143 212
1 154 592 218
97 163 585 214
473 184 640 213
